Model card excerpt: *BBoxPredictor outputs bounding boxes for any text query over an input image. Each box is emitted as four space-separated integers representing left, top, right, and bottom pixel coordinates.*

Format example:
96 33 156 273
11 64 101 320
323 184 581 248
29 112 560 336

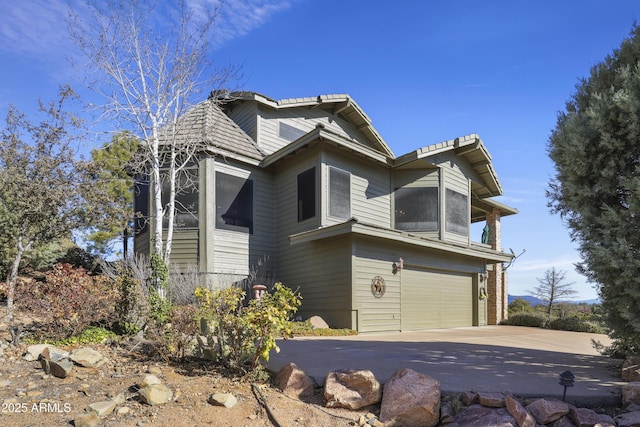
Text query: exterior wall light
559 370 575 401
392 257 403 275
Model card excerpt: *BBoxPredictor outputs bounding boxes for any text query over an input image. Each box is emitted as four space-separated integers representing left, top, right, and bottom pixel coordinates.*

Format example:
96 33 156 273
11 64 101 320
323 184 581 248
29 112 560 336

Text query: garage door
401 268 473 330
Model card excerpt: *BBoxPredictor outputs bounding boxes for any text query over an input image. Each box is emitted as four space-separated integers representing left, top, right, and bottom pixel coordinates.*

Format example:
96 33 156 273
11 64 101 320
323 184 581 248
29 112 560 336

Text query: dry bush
17 264 117 341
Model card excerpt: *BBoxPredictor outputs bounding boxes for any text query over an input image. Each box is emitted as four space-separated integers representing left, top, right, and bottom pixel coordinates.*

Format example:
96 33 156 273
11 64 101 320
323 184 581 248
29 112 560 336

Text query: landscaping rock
275 362 315 399
140 374 162 388
308 315 330 329
208 392 238 408
74 411 101 427
138 384 173 406
622 356 640 382
455 404 516 427
622 382 640 407
570 406 615 427
461 391 478 405
324 369 381 410
615 410 640 427
24 344 52 361
49 358 74 379
478 391 506 408
379 368 440 427
41 346 69 362
85 392 125 417
505 395 535 427
549 415 577 427
526 398 569 425
439 401 455 424
70 347 106 369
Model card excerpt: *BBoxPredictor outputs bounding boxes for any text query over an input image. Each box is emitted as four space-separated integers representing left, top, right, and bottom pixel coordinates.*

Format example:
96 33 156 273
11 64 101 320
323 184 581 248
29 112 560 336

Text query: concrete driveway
267 325 624 406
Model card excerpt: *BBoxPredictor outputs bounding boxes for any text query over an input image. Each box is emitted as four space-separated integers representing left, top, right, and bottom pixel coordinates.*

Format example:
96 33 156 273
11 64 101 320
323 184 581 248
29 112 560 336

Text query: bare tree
68 0 240 264
529 267 578 317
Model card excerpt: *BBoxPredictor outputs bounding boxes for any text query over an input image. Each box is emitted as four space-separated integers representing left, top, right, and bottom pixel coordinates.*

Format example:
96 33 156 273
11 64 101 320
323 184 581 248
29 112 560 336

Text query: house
133 91 518 333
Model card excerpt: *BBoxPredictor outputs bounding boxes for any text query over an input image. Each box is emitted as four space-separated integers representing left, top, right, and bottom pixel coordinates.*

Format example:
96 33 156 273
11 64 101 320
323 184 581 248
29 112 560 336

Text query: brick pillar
486 208 504 325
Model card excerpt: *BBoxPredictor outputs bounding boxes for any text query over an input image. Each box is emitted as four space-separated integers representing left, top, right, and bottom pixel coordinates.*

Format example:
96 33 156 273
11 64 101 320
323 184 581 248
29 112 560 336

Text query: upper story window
279 122 306 142
329 166 351 219
394 187 438 232
445 188 468 235
216 172 253 233
162 169 199 229
134 180 149 233
297 167 316 222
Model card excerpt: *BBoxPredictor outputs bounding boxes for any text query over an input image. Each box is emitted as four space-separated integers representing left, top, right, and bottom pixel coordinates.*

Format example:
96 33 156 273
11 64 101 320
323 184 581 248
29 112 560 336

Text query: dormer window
279 121 306 142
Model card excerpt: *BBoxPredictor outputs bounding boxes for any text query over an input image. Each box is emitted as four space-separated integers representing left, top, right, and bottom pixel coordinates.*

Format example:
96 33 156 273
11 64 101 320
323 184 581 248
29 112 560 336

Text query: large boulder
505 395 535 427
324 369 381 410
308 315 330 329
379 368 440 427
569 407 615 427
526 398 569 425
275 363 316 400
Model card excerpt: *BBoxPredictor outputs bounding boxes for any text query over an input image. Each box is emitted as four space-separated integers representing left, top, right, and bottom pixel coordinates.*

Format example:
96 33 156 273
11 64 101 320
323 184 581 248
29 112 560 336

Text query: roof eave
289 219 514 263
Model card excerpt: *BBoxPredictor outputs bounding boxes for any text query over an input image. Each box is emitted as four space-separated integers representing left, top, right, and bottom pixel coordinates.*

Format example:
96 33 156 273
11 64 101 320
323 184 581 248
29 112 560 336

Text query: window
445 189 468 235
394 187 438 231
216 172 253 233
162 170 199 229
134 180 149 233
329 167 351 219
297 167 316 222
279 122 306 142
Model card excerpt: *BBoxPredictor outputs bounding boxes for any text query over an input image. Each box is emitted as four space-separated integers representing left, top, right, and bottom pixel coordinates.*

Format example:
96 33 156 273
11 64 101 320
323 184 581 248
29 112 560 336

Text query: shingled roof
172 99 264 164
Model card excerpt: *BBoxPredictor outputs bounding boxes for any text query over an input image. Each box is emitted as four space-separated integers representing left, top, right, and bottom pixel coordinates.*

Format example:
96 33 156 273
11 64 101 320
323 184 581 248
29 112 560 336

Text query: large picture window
297 167 316 222
394 187 438 231
216 172 253 233
445 189 468 235
162 170 199 229
329 167 350 219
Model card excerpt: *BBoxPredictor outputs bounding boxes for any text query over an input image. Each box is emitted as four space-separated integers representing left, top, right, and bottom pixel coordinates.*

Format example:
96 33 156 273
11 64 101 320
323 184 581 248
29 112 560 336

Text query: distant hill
508 295 600 306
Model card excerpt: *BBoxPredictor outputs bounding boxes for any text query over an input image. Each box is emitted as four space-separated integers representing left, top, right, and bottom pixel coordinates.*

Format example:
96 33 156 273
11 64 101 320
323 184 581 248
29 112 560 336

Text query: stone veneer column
486 208 505 325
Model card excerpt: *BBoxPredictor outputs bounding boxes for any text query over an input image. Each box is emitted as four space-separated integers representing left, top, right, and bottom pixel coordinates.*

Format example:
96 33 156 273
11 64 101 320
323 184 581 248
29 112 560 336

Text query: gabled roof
394 134 503 198
174 99 265 164
261 124 391 168
227 91 395 158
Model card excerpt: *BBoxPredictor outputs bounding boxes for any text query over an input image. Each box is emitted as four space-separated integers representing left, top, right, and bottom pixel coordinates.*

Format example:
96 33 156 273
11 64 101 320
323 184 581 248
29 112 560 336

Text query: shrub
17 264 117 341
147 304 199 362
508 298 534 316
195 282 302 375
548 316 605 334
500 312 547 328
101 256 151 334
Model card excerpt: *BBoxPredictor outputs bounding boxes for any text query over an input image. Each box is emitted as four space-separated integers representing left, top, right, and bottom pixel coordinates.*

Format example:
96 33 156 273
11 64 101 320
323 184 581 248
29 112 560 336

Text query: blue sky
1 0 639 299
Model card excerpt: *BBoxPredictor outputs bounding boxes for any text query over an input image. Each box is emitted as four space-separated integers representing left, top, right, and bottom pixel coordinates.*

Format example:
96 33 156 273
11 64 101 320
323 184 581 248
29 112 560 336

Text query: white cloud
188 0 293 47
0 0 293 61
0 0 77 60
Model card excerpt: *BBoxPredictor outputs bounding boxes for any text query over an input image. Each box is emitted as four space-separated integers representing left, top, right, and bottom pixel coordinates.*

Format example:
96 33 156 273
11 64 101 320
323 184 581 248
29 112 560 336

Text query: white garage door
401 268 473 330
